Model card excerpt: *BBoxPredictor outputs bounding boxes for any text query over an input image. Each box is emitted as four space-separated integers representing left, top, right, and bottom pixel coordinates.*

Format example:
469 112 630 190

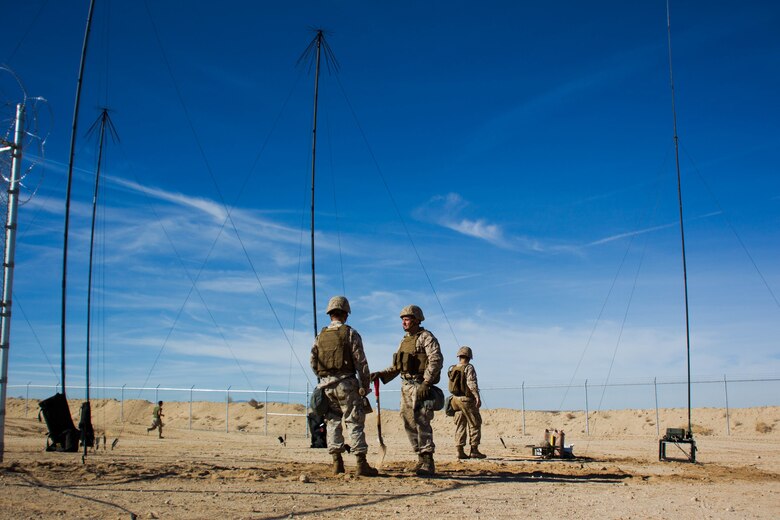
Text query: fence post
120 384 125 423
305 382 311 437
25 382 30 418
724 374 730 436
264 386 269 436
654 377 659 436
226 386 231 433
155 384 160 403
521 381 526 436
189 385 194 431
584 379 589 436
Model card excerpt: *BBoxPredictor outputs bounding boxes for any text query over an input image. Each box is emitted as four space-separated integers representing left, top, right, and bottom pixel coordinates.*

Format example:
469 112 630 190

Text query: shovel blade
377 441 387 469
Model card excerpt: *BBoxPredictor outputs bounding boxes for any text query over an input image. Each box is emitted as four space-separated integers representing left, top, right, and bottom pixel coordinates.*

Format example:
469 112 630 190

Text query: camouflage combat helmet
399 304 424 322
456 346 473 359
326 295 351 315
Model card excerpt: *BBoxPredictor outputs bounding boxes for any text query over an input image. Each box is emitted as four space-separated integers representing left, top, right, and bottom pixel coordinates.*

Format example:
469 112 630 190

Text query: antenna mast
61 0 96 396
298 29 339 337
309 30 324 337
666 0 693 439
84 109 117 402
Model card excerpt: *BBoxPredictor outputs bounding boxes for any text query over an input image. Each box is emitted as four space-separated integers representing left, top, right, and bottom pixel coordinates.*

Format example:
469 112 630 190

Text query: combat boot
456 446 468 459
416 452 435 476
469 446 486 459
355 453 379 477
413 453 425 472
331 452 345 475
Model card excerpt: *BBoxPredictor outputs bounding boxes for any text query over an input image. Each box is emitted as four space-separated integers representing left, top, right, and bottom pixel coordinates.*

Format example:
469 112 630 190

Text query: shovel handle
373 378 380 398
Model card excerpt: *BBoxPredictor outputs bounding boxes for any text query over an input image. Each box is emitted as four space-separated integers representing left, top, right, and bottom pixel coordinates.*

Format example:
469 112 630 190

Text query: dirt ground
1 398 778 519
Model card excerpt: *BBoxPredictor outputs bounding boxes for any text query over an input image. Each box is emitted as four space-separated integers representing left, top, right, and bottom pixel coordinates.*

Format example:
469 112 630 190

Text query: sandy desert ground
1 397 779 519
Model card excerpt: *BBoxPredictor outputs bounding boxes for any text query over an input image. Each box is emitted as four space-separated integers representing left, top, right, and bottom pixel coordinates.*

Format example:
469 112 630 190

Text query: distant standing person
372 305 443 476
310 296 378 477
147 401 164 438
448 346 486 459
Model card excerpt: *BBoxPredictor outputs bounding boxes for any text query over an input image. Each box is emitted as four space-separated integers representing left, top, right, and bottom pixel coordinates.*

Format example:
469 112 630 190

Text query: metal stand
659 428 696 463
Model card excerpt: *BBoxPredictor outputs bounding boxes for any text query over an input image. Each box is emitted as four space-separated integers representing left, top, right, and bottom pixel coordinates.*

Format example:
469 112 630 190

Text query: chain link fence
8 374 779 438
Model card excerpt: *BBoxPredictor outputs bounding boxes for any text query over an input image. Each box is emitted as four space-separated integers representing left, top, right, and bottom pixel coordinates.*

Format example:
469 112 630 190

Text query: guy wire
334 74 460 347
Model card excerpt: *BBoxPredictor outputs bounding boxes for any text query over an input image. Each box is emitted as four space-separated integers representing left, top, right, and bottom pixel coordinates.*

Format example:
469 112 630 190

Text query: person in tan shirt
448 346 486 459
311 296 378 477
372 305 443 476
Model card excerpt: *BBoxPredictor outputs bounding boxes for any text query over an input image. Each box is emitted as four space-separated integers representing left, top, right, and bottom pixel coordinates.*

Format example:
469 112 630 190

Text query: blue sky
1 1 778 410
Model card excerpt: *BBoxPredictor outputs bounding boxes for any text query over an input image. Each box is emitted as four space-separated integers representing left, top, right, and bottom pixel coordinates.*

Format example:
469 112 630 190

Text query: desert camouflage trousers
147 418 163 437
323 376 369 455
452 395 482 447
400 379 435 454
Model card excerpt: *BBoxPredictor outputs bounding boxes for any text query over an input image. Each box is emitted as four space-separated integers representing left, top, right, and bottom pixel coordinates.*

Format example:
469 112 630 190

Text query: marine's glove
369 372 379 382
417 381 430 400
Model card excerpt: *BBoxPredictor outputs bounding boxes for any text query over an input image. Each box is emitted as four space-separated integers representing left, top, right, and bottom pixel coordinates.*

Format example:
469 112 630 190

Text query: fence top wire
10 375 780 395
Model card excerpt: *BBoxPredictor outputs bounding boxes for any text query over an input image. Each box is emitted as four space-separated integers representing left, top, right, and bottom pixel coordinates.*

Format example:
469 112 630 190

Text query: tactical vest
315 325 355 376
448 364 468 396
392 331 427 376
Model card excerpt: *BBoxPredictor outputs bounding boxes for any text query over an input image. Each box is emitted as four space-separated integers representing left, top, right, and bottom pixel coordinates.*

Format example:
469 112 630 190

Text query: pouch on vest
393 351 428 375
393 351 416 373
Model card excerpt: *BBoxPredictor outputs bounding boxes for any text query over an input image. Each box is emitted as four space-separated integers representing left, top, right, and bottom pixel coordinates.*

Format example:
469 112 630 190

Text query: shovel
374 378 387 468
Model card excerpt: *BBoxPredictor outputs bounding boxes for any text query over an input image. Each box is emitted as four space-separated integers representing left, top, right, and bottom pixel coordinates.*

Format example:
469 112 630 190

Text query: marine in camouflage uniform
311 296 378 477
147 401 164 438
448 346 486 459
372 305 443 476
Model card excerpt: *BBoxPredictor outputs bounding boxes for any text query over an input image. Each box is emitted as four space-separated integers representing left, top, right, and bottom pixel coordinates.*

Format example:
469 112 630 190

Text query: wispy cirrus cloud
415 193 571 253
584 211 723 248
108 175 351 255
447 217 505 244
585 222 677 247
112 177 228 222
415 193 511 248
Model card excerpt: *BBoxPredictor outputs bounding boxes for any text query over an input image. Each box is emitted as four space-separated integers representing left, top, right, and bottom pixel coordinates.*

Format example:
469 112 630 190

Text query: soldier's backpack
78 401 95 449
448 364 467 396
307 412 327 449
444 395 456 416
38 393 80 452
310 386 330 416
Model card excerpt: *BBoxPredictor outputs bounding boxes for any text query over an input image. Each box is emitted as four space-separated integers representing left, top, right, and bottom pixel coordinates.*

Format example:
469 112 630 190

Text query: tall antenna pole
85 109 116 403
61 0 96 396
80 109 114 462
666 0 693 438
309 30 324 338
0 103 25 462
